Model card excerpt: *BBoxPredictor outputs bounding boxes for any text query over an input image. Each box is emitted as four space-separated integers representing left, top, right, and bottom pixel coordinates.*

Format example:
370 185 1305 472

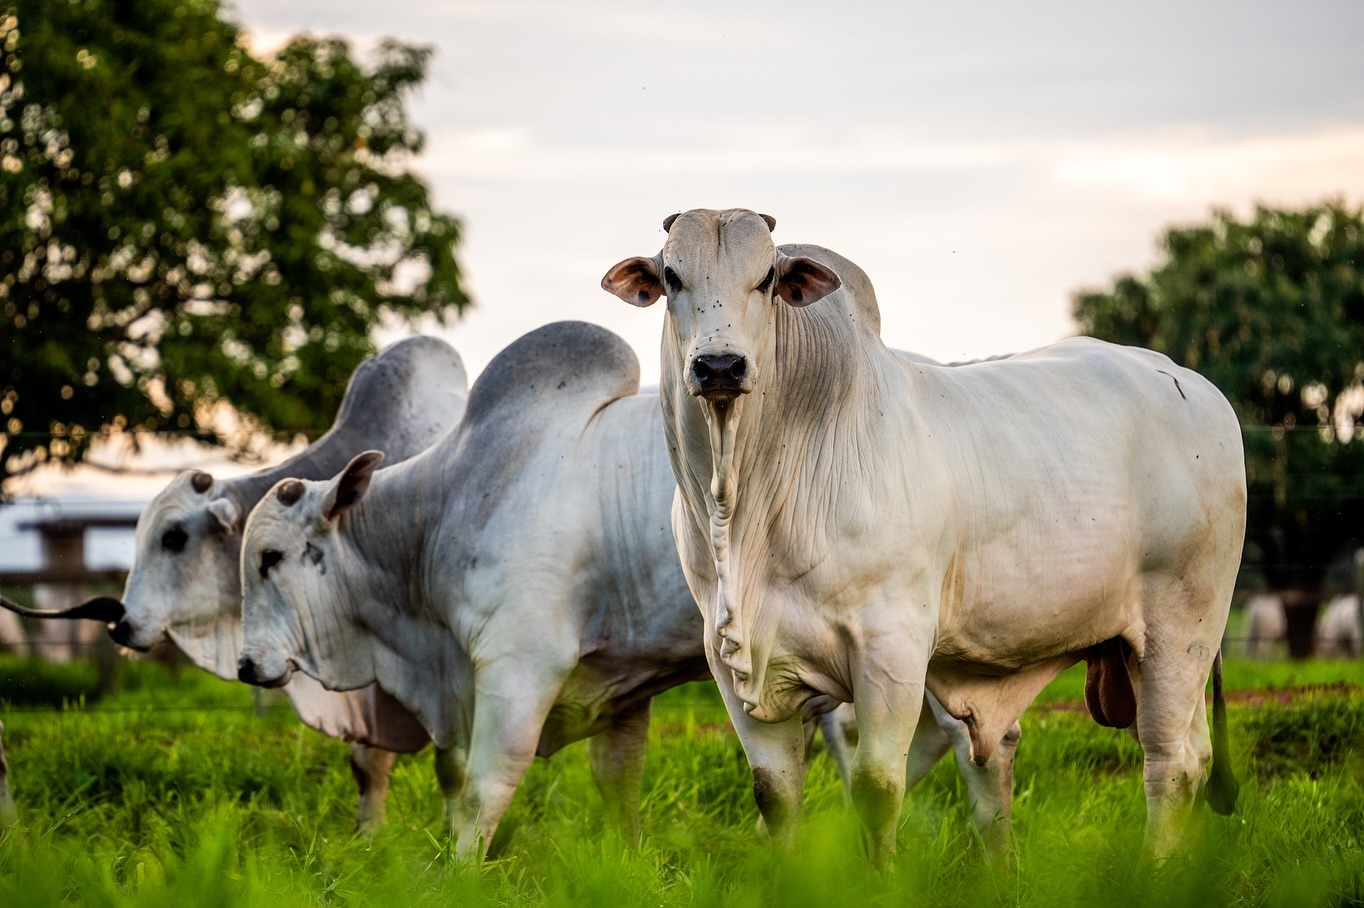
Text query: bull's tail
1206 648 1239 816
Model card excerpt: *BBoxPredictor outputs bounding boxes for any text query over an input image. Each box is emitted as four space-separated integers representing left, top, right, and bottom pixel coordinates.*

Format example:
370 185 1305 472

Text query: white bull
2 337 468 831
603 208 1245 861
236 321 1018 857
1242 593 1286 659
1315 595 1362 657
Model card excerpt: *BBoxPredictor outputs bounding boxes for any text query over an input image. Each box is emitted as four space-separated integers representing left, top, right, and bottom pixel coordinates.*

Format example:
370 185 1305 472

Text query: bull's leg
817 705 856 800
705 639 806 845
849 662 925 867
349 743 398 833
1131 627 1221 860
452 667 564 858
434 744 469 835
586 700 652 847
902 697 952 794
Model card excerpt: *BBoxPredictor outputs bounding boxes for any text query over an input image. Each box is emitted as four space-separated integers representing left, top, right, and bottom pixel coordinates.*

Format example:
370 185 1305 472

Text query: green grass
1 659 1362 906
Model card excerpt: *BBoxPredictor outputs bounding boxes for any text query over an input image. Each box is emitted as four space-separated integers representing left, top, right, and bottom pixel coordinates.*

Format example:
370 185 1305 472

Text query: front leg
705 638 806 845
586 700 652 846
349 743 399 833
452 662 566 858
850 650 927 866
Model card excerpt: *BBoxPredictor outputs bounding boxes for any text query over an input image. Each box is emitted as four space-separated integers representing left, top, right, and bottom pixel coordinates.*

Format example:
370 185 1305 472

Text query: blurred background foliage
0 0 470 493
1075 201 1364 589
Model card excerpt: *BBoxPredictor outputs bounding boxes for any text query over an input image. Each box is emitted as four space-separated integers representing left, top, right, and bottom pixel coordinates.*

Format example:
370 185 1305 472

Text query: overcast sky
230 0 1364 378
7 0 1363 508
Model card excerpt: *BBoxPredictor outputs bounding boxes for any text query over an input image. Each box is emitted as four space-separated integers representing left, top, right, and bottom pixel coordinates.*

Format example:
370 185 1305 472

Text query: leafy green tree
1 0 469 493
1074 201 1364 589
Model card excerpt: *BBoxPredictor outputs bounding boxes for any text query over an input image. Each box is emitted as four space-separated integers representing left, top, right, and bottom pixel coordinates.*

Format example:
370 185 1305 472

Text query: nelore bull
1 337 469 831
602 208 1244 862
236 322 1022 857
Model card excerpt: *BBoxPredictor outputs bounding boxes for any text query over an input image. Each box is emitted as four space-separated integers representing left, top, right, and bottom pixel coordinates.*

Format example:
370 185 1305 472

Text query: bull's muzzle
236 654 292 688
691 353 750 401
109 619 141 649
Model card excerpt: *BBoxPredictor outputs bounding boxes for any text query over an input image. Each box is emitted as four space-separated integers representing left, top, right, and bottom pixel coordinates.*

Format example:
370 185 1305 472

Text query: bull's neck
333 448 450 634
664 303 912 714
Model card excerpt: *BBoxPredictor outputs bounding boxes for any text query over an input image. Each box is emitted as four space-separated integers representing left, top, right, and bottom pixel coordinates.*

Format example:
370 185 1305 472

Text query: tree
0 0 470 493
1074 201 1364 589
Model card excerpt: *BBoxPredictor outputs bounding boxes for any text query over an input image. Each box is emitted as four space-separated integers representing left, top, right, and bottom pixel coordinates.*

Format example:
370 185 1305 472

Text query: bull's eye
756 266 775 295
259 549 284 579
161 526 188 553
664 266 683 294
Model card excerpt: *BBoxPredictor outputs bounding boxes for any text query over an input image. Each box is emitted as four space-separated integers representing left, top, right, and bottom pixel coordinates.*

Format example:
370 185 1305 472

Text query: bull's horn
0 595 126 623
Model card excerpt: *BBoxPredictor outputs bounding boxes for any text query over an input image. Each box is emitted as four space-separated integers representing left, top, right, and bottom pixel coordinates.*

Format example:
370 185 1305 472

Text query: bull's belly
933 585 1136 670
536 656 710 757
934 519 1142 667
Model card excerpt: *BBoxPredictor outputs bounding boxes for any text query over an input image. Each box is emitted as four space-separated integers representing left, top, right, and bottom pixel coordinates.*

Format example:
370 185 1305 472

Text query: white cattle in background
1 336 469 831
0 610 23 655
1242 593 1287 659
237 322 1018 857
603 208 1246 862
1315 595 1362 657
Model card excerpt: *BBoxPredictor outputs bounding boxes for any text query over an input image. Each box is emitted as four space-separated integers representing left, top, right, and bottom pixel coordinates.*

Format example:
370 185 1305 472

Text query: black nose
237 656 259 685
692 353 748 398
109 621 134 647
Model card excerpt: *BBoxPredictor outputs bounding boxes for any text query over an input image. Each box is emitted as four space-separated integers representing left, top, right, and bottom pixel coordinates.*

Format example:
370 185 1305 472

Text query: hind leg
350 744 398 833
1131 617 1222 859
587 701 652 846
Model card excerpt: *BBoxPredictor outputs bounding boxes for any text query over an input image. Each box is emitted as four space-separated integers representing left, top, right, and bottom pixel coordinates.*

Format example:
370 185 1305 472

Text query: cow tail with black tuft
1206 648 1239 815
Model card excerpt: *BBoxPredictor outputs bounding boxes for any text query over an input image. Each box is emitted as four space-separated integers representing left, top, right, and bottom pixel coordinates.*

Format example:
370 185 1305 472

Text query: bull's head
601 208 841 403
237 451 384 691
110 470 243 658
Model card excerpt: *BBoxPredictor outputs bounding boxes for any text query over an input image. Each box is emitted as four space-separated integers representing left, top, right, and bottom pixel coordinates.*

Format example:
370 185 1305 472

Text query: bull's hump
462 321 641 427
332 335 469 449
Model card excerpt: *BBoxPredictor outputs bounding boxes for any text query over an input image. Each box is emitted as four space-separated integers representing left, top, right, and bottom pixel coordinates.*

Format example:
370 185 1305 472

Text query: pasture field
1 656 1362 907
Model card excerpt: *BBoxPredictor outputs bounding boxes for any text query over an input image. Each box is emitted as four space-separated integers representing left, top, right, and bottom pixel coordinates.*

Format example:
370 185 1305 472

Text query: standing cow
1 337 468 831
236 322 1020 857
603 209 1244 861
1242 593 1287 659
1315 595 1362 657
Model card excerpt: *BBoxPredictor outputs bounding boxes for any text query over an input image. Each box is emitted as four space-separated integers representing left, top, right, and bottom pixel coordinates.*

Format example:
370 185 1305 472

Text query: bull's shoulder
462 321 641 429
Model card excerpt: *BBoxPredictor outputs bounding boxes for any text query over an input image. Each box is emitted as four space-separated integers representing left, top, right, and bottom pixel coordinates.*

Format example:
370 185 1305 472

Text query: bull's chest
727 598 856 723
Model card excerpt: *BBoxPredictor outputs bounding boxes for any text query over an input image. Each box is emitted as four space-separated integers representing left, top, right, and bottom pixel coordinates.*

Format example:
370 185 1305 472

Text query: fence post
29 520 120 694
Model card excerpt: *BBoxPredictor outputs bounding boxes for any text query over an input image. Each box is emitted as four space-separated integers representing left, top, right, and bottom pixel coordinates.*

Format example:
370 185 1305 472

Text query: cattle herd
2 209 1251 864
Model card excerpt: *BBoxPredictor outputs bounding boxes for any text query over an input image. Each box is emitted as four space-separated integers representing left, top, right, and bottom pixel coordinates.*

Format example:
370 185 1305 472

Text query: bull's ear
207 497 241 534
602 256 664 307
324 451 385 522
775 254 841 308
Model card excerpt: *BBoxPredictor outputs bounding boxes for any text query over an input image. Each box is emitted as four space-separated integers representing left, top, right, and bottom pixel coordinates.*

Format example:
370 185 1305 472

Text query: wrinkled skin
114 337 468 830
604 209 1245 862
238 321 1019 858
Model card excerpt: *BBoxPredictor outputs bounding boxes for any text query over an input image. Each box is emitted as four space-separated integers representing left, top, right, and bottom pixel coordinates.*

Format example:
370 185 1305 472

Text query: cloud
1053 126 1364 200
